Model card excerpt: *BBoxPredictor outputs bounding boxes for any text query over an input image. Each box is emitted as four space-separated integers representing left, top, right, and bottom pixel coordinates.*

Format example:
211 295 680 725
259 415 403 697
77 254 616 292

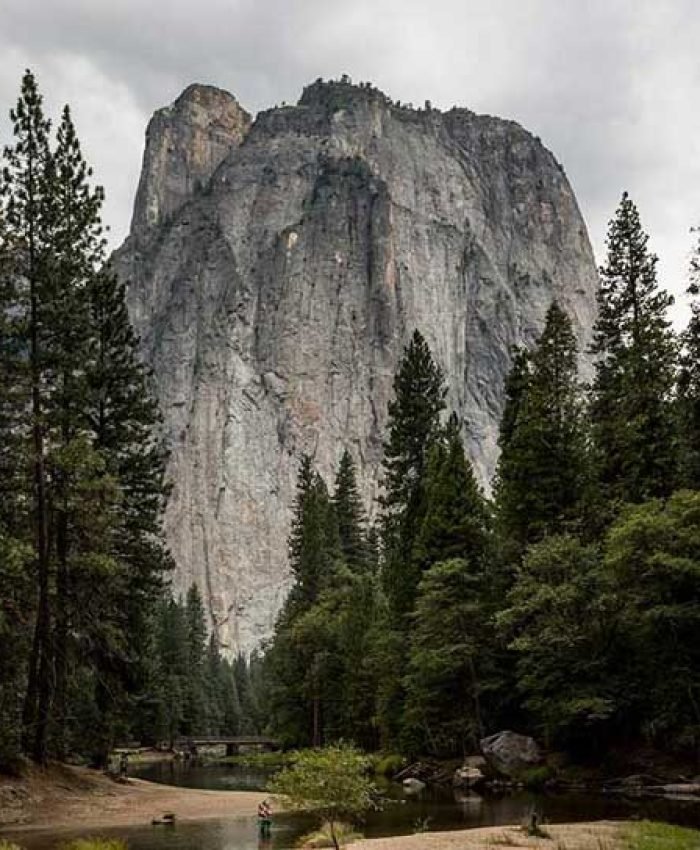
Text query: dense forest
264 198 700 760
1 70 698 774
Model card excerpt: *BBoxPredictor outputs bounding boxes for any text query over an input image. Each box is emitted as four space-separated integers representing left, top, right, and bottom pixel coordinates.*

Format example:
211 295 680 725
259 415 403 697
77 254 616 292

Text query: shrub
60 840 128 850
520 765 553 789
372 753 405 777
268 744 376 850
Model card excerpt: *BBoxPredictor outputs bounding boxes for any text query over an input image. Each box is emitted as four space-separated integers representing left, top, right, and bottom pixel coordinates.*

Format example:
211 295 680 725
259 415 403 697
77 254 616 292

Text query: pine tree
49 104 107 758
1 69 57 763
287 456 339 608
590 193 676 504
333 449 367 572
413 414 489 569
495 303 588 550
403 559 488 756
0 71 170 764
677 229 700 489
380 329 446 620
184 584 208 734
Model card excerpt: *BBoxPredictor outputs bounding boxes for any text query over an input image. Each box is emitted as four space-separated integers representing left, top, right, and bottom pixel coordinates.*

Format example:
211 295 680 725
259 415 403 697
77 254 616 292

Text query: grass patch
299 821 362 848
60 840 128 850
626 821 700 849
0 841 24 850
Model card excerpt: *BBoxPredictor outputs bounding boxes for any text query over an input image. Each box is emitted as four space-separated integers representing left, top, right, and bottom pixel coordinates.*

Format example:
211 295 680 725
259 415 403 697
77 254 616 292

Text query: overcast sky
1 0 698 324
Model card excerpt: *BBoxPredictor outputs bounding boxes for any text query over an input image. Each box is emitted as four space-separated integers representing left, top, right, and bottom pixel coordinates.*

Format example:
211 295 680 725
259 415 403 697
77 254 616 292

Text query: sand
0 764 261 832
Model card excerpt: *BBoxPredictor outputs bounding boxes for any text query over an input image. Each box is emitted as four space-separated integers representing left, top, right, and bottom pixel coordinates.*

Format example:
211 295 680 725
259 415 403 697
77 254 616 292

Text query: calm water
5 760 700 850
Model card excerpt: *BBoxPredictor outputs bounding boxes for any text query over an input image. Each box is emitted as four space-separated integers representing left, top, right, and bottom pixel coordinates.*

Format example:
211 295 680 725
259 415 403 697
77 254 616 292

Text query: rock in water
114 78 599 653
480 731 543 777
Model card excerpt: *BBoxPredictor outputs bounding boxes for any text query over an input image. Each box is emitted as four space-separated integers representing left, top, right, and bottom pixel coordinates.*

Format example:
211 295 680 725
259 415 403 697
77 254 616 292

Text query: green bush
519 765 553 789
371 753 405 777
627 821 700 849
0 840 24 850
60 840 128 850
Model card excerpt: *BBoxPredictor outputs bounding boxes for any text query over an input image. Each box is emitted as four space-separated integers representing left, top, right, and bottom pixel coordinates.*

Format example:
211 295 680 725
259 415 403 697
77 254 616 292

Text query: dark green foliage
498 535 619 751
413 414 489 568
0 71 170 767
403 421 494 756
590 192 676 504
380 330 446 621
677 231 700 489
603 491 700 747
134 587 258 747
288 455 340 608
499 492 700 754
495 302 588 552
403 559 489 756
266 452 383 749
333 449 368 572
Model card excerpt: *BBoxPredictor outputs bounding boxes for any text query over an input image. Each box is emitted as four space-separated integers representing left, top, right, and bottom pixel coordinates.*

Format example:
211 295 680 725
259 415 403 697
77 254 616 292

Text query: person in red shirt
257 799 272 838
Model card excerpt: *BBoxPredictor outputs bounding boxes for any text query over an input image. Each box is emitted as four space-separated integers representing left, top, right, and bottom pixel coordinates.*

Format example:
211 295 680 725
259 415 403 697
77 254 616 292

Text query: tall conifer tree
333 449 367 572
590 193 676 504
380 329 446 620
495 302 587 551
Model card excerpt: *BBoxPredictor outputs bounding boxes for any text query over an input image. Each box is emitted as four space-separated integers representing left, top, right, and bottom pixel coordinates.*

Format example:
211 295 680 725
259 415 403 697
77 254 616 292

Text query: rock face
114 78 599 653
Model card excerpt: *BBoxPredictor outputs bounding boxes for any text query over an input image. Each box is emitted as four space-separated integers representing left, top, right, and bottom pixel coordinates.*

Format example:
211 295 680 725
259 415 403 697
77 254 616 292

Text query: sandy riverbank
0 766 631 848
349 821 625 849
0 764 260 832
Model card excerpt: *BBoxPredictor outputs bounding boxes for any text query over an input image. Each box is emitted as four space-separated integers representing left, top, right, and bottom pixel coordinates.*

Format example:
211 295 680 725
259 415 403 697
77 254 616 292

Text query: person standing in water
257 798 272 838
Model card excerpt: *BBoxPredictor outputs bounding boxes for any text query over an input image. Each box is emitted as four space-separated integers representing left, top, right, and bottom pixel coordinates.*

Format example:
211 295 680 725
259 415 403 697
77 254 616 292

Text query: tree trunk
329 819 339 850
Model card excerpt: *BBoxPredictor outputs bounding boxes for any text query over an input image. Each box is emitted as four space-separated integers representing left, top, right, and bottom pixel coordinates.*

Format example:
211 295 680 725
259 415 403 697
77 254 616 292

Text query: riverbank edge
0 764 261 833
347 821 627 849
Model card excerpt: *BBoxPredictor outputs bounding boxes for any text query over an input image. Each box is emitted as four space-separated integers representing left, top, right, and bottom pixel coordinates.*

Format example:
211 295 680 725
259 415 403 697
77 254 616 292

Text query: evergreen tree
494 302 588 551
403 422 493 755
287 455 340 608
604 491 700 747
590 193 676 504
333 450 367 572
413 414 489 568
1 69 56 763
498 535 619 752
380 330 446 620
184 584 208 734
677 229 700 489
403 559 488 756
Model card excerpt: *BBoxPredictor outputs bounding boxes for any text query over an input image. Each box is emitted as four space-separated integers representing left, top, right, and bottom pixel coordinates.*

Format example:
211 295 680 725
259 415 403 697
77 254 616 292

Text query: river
8 759 700 850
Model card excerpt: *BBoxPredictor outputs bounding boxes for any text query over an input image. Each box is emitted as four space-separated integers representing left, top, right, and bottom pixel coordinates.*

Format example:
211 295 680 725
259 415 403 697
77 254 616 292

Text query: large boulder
480 731 542 777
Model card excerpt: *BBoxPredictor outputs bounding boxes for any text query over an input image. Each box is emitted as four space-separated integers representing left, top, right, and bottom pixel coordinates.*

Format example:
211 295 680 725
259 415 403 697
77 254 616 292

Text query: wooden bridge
174 735 281 756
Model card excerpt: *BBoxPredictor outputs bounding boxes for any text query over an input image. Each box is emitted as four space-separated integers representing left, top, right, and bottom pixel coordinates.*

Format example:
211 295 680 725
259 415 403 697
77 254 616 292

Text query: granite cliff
114 78 599 652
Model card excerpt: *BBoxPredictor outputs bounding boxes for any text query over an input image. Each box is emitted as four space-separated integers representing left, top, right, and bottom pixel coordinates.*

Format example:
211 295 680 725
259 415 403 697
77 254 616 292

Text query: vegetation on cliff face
265 193 700 759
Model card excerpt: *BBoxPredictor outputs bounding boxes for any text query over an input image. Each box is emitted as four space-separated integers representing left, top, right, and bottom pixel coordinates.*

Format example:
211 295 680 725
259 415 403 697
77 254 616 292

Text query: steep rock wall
114 79 598 652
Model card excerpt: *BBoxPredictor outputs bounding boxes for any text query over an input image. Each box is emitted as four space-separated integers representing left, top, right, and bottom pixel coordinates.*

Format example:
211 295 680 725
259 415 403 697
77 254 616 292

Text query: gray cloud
1 0 698 324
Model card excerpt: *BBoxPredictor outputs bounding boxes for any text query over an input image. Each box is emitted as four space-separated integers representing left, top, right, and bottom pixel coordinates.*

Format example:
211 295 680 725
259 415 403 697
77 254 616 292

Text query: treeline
137 585 265 747
0 72 259 771
265 192 700 760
